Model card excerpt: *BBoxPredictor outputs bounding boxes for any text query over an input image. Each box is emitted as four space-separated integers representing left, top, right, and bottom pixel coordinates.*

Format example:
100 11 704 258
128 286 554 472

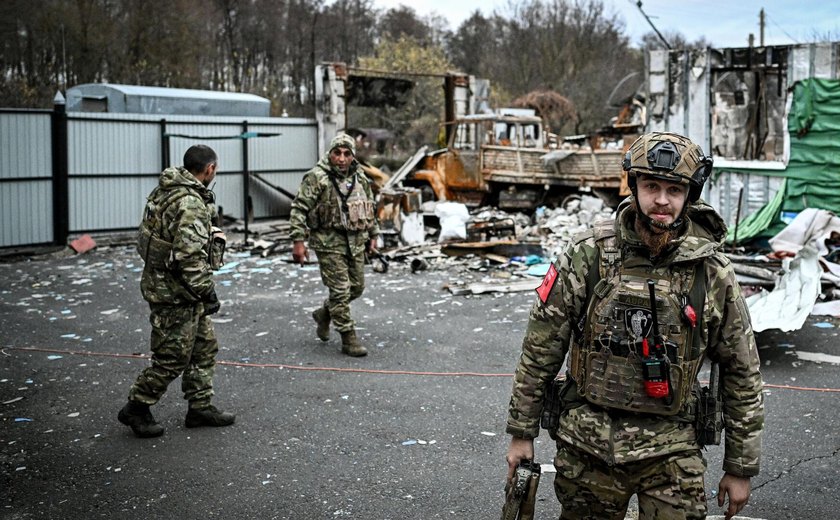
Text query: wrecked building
645 42 840 237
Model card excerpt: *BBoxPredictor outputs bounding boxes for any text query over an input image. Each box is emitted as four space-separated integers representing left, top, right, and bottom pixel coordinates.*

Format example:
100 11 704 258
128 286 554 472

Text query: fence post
160 118 169 170
51 91 69 246
242 120 251 243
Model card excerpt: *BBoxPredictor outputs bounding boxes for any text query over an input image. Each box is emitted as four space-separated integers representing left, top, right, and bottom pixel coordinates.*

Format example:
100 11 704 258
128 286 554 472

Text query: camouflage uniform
506 198 764 519
289 154 379 334
129 166 221 409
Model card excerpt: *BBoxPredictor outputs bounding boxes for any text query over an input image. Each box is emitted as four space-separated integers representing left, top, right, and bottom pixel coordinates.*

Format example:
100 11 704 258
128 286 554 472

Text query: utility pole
759 8 765 46
636 1 671 50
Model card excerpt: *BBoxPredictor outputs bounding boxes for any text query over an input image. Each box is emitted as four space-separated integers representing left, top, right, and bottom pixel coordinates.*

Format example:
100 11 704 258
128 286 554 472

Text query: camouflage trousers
554 443 707 520
128 302 218 408
314 249 365 333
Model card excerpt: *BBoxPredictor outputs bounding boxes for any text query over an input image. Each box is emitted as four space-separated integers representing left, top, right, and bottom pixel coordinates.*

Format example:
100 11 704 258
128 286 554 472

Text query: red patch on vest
535 263 558 303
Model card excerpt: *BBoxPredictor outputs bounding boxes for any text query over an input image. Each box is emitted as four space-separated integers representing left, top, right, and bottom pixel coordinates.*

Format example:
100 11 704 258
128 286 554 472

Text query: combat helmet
622 132 713 203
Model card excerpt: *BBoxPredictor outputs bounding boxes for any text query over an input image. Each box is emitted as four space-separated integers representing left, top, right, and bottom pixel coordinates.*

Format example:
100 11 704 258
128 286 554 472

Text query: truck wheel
560 194 582 211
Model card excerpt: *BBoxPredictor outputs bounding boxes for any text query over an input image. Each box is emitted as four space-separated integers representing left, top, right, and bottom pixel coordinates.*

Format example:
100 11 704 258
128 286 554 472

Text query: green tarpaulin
727 78 840 243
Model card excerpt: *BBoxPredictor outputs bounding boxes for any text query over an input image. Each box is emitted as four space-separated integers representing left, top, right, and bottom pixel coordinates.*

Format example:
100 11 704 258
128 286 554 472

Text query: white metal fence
0 107 317 248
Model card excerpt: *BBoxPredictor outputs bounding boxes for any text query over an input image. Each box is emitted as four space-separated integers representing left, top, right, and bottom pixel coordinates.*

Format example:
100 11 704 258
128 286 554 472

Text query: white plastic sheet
434 202 470 242
745 245 821 332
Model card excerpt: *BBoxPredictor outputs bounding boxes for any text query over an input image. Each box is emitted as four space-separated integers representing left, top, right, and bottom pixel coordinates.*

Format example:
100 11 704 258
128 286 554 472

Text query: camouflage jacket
289 155 379 255
139 166 217 305
506 198 764 477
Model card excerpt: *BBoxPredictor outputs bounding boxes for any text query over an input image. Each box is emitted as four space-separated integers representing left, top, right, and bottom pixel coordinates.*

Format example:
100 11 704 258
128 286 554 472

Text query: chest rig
311 170 375 232
568 222 706 416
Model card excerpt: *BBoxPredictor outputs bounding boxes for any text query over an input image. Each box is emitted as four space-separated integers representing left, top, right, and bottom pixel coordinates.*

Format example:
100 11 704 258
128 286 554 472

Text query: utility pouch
137 223 174 269
540 376 564 439
209 226 226 271
696 363 723 446
541 374 580 439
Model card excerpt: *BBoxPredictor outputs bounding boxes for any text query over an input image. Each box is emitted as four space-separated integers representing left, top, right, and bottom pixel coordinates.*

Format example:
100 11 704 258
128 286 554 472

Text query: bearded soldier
505 132 764 520
289 133 379 357
118 144 234 438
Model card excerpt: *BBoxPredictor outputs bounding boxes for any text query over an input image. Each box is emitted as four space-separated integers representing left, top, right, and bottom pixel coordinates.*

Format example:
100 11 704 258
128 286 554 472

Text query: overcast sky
369 0 840 48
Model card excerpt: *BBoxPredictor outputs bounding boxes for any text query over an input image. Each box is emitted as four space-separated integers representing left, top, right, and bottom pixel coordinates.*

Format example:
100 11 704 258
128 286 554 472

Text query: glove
202 290 221 316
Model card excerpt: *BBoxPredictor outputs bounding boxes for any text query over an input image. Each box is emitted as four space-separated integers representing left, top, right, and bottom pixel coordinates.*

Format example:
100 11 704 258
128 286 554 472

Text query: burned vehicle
399 113 628 210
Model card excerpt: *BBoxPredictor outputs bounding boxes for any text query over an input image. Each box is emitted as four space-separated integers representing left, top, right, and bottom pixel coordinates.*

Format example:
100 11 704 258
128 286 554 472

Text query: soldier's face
635 175 688 232
329 147 353 173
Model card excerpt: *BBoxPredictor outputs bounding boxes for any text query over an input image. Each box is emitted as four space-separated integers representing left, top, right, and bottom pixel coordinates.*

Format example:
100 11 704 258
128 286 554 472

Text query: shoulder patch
535 263 559 303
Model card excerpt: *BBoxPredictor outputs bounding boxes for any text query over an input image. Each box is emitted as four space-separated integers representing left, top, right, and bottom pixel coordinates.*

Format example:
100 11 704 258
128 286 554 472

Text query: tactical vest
308 171 375 232
136 187 221 269
568 221 707 416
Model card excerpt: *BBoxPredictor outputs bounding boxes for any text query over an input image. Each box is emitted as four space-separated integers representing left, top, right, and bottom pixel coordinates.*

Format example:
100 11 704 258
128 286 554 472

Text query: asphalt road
1 244 839 519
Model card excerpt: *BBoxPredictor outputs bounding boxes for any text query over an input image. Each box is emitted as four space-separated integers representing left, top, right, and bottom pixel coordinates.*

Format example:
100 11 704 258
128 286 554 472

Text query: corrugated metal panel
69 176 159 231
0 111 53 247
0 180 53 246
68 119 161 175
248 123 318 171
705 170 785 229
212 174 244 219
1 111 316 242
166 122 246 170
0 112 52 179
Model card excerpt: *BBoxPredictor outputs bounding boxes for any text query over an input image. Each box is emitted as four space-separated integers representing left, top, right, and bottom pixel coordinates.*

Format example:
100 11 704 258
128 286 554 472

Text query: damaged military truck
399 112 628 210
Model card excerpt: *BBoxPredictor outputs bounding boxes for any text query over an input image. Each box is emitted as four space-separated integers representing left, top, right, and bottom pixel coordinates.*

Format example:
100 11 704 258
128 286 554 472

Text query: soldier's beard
631 199 679 257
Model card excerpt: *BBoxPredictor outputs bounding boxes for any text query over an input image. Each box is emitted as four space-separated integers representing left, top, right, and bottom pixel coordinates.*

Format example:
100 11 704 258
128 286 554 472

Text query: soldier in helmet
505 132 764 519
118 144 235 438
289 133 380 357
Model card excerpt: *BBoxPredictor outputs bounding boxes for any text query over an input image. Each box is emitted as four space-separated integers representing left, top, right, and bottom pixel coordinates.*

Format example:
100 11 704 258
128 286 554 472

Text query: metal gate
0 103 317 249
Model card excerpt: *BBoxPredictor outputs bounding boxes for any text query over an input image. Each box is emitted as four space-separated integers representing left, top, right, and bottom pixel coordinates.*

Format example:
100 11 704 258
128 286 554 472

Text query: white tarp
768 208 840 256
745 246 821 332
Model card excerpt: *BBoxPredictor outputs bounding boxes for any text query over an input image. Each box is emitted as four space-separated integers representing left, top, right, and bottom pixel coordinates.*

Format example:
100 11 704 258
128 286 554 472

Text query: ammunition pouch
209 226 226 271
501 459 541 520
344 198 375 231
137 222 174 269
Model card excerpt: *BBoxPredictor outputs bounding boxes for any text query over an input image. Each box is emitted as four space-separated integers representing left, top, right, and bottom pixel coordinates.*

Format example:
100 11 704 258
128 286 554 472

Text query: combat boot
312 306 331 342
185 405 236 428
340 329 368 357
118 400 165 438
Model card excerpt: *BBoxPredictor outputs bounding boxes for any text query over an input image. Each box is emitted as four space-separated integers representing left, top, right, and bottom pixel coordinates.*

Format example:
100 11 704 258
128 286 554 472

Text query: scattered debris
794 351 840 365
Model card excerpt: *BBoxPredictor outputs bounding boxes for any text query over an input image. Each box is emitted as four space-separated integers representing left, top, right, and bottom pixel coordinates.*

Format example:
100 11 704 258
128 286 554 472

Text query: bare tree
449 0 642 135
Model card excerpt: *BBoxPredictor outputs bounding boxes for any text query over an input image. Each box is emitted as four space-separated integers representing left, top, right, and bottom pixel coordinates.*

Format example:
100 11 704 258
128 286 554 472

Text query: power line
765 11 800 44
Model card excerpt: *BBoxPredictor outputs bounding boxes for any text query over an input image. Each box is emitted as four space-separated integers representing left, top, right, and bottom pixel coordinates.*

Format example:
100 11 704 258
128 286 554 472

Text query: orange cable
4 345 840 391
